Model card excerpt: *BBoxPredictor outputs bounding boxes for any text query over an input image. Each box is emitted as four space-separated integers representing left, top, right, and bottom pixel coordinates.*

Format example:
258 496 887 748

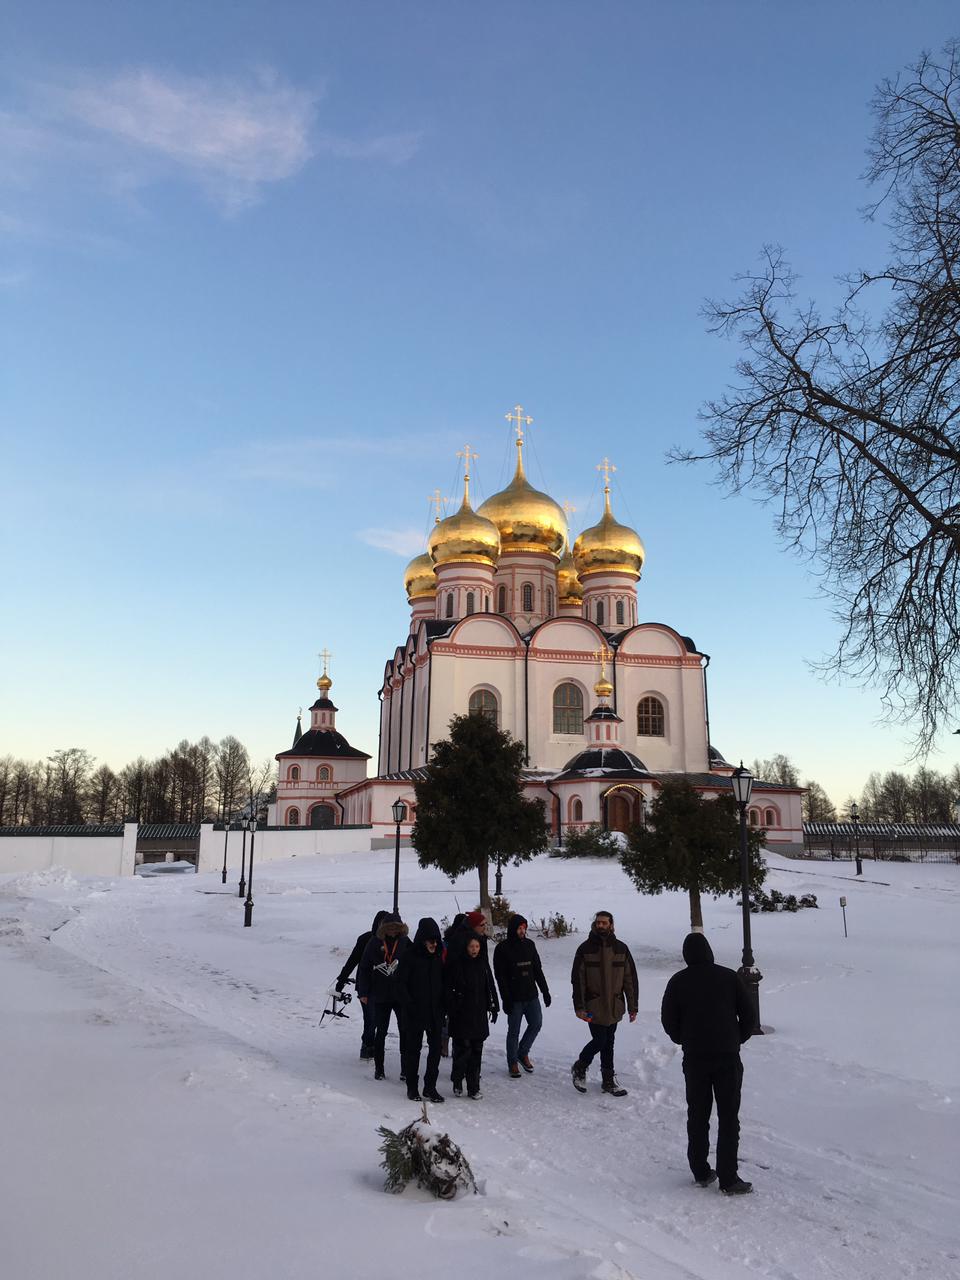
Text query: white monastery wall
0 824 137 877
196 823 372 874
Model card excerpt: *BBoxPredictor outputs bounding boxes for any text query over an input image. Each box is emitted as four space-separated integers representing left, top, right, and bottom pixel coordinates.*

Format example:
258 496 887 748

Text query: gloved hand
489 1010 498 1024
335 978 345 994
543 991 552 1007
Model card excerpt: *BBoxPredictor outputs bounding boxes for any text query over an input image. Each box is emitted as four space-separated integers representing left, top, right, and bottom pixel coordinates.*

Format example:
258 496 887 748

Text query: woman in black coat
396 917 445 1104
444 934 498 1099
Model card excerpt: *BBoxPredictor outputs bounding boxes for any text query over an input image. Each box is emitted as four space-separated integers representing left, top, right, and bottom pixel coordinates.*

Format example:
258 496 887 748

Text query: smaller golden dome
404 552 437 600
317 672 332 692
428 471 500 569
573 482 645 579
594 676 613 699
557 542 582 604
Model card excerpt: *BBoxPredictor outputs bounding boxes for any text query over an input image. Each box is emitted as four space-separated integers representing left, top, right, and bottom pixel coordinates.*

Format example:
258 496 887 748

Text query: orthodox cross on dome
592 643 612 682
597 457 616 513
318 648 332 675
429 488 447 523
562 499 576 550
456 443 478 505
505 404 533 443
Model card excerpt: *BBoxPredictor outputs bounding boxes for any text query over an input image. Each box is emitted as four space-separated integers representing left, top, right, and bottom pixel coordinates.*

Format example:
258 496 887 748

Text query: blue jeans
505 996 543 1065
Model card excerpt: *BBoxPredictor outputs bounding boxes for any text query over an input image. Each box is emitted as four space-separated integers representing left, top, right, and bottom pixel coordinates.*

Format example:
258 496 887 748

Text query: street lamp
850 802 863 876
391 798 406 914
731 762 763 1035
494 854 503 898
243 816 257 927
238 824 247 899
220 817 230 885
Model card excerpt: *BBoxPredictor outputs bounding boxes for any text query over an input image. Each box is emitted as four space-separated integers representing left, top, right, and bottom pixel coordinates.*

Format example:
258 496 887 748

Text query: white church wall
196 823 373 873
0 823 139 877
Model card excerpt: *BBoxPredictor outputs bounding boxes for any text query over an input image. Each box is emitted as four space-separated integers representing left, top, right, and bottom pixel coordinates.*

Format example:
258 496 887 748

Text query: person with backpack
493 913 551 1078
356 911 411 1080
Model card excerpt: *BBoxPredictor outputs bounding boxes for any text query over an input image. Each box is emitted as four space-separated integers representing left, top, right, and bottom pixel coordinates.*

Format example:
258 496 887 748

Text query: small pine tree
377 1107 477 1200
621 780 766 929
555 823 622 858
413 714 548 908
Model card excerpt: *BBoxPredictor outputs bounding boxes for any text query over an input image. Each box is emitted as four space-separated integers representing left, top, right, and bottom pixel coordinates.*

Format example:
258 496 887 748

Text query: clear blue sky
3 2 958 806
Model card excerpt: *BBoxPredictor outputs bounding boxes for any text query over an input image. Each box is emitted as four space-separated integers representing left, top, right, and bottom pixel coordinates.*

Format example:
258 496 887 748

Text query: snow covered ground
1 847 957 1280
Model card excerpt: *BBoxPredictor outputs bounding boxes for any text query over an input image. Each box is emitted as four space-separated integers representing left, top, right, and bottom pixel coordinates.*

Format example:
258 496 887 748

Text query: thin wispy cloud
357 528 427 557
3 67 421 214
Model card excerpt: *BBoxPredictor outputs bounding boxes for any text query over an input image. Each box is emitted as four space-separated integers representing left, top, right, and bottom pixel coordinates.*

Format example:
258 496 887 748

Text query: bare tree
752 754 801 786
802 780 837 822
214 736 250 821
677 41 960 755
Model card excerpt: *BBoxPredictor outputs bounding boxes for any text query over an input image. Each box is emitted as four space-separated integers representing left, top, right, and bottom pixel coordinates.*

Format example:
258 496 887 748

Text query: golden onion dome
428 472 500 568
557 542 583 604
595 676 614 699
317 672 332 692
477 440 565 559
573 483 645 579
403 552 436 600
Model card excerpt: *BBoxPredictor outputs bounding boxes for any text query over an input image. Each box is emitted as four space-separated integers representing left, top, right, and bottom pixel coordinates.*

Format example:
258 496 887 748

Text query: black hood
370 910 390 935
682 933 715 965
414 916 442 946
507 914 528 941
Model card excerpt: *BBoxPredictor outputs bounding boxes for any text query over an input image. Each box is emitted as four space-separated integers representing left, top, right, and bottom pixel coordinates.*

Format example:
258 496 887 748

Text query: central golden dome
429 473 500 568
478 442 565 559
403 552 437 600
573 486 645 579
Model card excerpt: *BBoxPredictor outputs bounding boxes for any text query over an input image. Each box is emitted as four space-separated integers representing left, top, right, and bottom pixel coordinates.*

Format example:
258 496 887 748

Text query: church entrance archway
309 804 336 829
606 794 632 833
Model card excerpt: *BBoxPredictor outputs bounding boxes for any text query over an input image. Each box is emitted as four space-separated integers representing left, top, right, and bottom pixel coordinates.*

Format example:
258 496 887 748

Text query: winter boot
467 1087 483 1100
508 1063 522 1079
407 1088 422 1102
720 1178 753 1196
423 1088 445 1104
571 1061 587 1093
374 1064 385 1081
520 1055 535 1073
601 1073 627 1097
694 1169 718 1188
452 1080 463 1097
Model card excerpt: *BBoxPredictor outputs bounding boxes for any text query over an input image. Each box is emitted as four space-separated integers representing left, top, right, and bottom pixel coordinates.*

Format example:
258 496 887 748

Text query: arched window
637 696 665 737
572 798 583 822
468 688 498 724
465 591 475 615
615 599 625 626
522 583 534 613
553 682 584 734
317 766 331 782
497 584 507 613
749 809 761 827
445 593 454 618
287 808 300 826
289 765 300 781
546 586 554 616
596 600 605 625
484 596 490 612
764 808 777 827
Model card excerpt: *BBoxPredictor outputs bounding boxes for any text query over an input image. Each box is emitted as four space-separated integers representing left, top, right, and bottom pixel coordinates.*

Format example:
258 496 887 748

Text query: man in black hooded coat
396 917 445 1103
493 913 551 1076
660 932 755 1195
356 911 411 1079
336 909 390 1060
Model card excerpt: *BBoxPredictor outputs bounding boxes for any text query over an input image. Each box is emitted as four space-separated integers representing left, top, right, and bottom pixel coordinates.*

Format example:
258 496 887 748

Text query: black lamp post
731 763 763 1035
238 825 247 898
243 816 257 927
220 818 230 885
850 802 863 876
391 798 406 914
494 854 503 898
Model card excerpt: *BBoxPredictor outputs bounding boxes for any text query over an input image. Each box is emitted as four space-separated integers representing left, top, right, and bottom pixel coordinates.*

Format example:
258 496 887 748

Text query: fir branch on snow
377 1104 477 1199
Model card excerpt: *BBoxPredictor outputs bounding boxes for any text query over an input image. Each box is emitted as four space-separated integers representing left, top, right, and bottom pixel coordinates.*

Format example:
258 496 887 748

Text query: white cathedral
269 409 803 849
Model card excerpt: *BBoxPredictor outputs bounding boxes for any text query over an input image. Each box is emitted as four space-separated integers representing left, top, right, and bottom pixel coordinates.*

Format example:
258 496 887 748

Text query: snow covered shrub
553 824 622 858
485 895 513 928
377 1107 477 1200
744 889 818 913
534 911 576 938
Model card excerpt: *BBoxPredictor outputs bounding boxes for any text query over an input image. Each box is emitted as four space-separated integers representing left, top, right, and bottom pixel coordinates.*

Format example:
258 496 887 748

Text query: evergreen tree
412 713 548 908
802 780 836 823
621 779 766 929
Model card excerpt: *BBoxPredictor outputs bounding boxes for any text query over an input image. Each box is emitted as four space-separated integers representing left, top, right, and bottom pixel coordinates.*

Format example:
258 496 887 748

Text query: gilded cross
562 499 576 520
429 488 447 523
597 457 616 489
456 443 478 479
505 404 533 443
318 648 332 675
592 644 612 681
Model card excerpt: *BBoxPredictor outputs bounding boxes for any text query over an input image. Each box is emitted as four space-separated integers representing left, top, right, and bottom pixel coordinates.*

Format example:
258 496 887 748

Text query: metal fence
802 822 960 864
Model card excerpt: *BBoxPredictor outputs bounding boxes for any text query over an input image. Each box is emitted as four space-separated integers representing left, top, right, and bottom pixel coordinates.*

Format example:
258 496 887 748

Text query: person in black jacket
660 933 756 1195
356 912 411 1080
336 909 390 1060
493 914 551 1077
396 917 446 1104
444 934 498 1099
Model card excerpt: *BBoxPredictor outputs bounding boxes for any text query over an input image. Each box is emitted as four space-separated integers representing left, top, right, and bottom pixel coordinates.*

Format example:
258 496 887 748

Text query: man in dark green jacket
570 910 638 1097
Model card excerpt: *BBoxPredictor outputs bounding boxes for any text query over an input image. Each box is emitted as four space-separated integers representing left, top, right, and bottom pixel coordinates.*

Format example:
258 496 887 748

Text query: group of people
335 905 756 1194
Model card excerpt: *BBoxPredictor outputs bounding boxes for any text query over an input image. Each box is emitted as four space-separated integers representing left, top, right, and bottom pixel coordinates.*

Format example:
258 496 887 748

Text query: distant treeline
754 754 960 825
0 739 275 827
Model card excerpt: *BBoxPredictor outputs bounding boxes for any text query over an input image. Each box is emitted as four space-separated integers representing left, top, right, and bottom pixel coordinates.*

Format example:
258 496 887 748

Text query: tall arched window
317 765 331 782
764 808 778 827
497 584 507 613
572 798 583 822
465 591 475 615
522 583 534 612
637 696 665 736
468 688 498 724
445 593 454 618
289 765 300 781
546 586 554 616
615 599 625 626
553 682 584 734
287 808 300 826
596 600 605 626
749 809 761 827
